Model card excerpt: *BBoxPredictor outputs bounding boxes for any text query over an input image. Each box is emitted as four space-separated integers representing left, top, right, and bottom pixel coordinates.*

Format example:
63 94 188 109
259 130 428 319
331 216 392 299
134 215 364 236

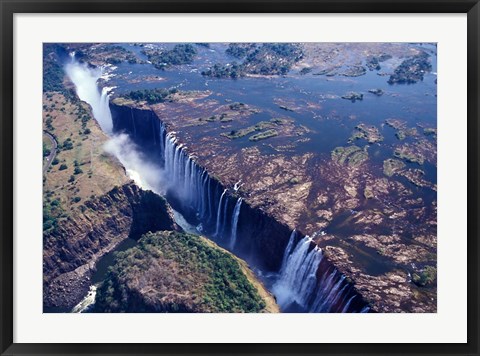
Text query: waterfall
315 274 346 312
214 189 227 237
310 268 338 312
230 198 242 250
220 195 229 237
360 305 370 313
341 295 356 313
100 68 369 313
207 178 212 221
130 107 137 138
64 59 113 134
159 122 166 155
280 229 297 272
272 233 359 313
273 236 322 309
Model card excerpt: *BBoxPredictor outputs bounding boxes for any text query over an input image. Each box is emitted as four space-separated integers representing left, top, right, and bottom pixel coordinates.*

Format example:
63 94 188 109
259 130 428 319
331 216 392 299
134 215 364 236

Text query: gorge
43 42 438 313
109 97 370 313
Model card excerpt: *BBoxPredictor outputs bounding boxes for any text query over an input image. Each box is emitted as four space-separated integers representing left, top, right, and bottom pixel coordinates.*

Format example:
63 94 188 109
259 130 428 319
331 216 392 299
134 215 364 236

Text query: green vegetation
225 43 257 59
289 177 300 184
368 88 384 96
243 43 303 75
299 67 312 75
388 52 432 84
341 66 366 77
365 54 392 71
394 146 425 165
383 158 406 177
221 120 277 140
229 102 246 110
423 128 437 136
331 145 369 167
42 92 130 224
143 44 197 70
223 126 256 139
61 138 74 151
349 124 384 144
202 62 243 79
94 231 267 313
203 43 304 78
43 143 51 157
43 58 64 92
249 129 278 142
341 92 363 102
125 87 178 104
395 127 418 140
43 197 63 234
412 266 437 287
99 45 140 64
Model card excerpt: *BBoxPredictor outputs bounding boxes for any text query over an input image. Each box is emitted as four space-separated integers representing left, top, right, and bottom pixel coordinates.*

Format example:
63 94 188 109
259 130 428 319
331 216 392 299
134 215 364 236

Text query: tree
74 167 83 175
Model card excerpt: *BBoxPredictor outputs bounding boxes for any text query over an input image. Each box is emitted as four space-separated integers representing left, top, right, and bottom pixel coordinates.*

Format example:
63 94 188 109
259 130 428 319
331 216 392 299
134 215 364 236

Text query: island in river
43 42 437 313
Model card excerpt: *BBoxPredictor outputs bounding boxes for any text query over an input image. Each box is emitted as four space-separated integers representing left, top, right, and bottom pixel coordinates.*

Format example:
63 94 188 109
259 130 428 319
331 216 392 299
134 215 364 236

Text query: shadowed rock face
110 103 164 162
89 42 437 313
43 183 179 310
111 103 294 272
110 103 371 312
109 88 436 312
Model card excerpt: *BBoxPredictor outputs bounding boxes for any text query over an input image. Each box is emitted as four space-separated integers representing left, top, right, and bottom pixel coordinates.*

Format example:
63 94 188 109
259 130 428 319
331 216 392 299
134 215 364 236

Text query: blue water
108 43 437 245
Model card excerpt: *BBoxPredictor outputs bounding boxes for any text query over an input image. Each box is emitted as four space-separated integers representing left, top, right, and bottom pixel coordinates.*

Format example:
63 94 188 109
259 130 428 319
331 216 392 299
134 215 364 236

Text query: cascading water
63 56 197 312
64 57 113 134
154 112 368 313
273 235 322 309
230 198 242 250
272 232 362 313
214 189 228 237
280 229 297 271
65 55 368 314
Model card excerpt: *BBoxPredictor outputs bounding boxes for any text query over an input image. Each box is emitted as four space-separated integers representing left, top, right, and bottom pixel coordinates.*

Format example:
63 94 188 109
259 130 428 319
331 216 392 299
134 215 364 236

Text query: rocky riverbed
47 42 437 313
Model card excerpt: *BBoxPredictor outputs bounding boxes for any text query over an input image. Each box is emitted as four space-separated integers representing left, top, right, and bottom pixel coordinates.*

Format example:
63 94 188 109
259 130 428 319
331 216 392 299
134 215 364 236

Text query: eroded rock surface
67 42 437 313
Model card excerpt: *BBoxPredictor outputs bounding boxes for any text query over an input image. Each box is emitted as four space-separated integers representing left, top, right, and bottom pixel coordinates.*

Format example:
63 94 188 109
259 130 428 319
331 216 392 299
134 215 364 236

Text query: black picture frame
1 1 479 355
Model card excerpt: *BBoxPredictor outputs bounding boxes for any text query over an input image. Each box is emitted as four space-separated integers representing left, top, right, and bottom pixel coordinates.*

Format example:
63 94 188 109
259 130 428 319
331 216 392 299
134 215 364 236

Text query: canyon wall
110 102 371 312
43 182 179 310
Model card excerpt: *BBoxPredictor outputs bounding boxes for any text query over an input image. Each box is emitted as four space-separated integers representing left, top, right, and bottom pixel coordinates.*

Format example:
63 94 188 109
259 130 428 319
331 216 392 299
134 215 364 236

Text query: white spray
64 59 113 134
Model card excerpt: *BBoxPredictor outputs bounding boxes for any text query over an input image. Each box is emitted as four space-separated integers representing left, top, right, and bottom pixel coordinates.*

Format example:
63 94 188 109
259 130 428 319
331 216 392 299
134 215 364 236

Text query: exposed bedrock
43 182 179 310
110 103 371 312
